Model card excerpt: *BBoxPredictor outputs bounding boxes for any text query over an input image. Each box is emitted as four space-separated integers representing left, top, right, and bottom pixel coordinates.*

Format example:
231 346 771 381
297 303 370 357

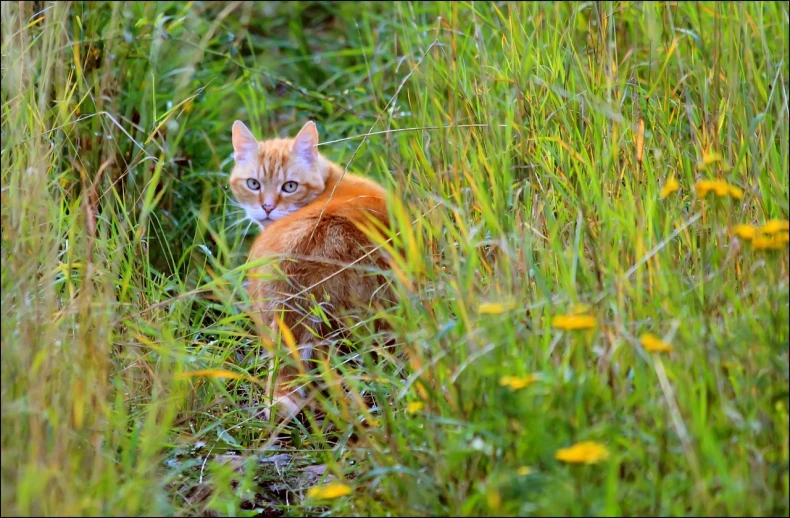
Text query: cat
229 120 392 421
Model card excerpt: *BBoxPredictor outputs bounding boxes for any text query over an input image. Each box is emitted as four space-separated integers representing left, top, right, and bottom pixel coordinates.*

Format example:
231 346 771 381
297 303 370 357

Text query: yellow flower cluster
660 177 680 199
731 219 789 251
499 374 538 391
555 441 610 464
761 219 790 234
406 401 424 414
695 179 743 200
551 314 597 330
478 301 517 314
753 235 789 251
307 482 353 500
639 333 673 353
696 151 725 170
732 224 757 240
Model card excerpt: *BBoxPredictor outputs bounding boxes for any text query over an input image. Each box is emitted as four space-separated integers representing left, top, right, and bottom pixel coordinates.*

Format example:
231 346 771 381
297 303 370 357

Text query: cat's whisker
224 216 244 227
219 210 246 221
225 212 256 230
242 218 255 236
226 217 251 231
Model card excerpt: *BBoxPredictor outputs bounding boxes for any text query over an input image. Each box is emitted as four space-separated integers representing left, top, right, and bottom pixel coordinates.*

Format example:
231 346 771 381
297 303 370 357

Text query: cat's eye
282 181 298 193
246 178 260 191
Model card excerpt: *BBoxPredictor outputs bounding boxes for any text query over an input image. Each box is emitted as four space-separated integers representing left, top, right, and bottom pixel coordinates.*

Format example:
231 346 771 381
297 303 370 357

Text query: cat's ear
291 121 319 167
232 120 258 163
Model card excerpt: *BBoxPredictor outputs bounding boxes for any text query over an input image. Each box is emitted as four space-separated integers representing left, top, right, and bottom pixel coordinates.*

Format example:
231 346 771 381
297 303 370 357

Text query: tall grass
2 1 788 516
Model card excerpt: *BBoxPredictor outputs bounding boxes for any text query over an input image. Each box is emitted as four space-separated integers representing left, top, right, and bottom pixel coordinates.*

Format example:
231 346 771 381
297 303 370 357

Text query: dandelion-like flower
406 401 424 414
555 441 610 464
639 333 673 353
551 314 597 330
696 152 723 170
695 179 743 200
694 180 711 197
307 482 353 500
731 224 757 240
731 221 789 251
760 219 790 234
660 177 680 199
478 301 517 314
727 184 743 199
499 374 538 391
516 466 532 476
751 235 789 251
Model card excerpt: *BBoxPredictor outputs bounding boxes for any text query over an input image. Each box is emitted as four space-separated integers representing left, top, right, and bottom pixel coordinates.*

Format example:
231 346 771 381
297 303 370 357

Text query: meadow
1 1 788 516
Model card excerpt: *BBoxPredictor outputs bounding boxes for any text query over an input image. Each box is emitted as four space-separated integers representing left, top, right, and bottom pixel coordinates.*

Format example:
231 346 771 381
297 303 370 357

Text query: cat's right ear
232 120 258 163
291 121 319 168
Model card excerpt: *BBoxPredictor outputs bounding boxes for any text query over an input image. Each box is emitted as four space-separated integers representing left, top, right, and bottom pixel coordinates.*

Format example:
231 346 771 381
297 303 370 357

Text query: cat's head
229 120 330 227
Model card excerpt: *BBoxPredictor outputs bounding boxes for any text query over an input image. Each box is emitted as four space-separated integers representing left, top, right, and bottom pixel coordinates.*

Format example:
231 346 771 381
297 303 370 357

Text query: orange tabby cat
229 120 391 420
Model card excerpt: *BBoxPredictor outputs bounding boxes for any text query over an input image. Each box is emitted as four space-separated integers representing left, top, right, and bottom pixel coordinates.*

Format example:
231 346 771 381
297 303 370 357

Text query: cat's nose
262 203 275 214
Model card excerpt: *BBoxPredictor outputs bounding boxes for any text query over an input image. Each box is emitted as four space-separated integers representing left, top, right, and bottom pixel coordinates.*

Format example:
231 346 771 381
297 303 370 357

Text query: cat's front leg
262 361 304 419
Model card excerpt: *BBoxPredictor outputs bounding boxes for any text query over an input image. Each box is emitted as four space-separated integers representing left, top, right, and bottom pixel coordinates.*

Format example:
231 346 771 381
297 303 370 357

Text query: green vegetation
2 1 788 516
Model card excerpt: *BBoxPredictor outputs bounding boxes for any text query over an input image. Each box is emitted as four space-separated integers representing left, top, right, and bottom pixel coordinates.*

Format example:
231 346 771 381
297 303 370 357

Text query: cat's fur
229 120 391 420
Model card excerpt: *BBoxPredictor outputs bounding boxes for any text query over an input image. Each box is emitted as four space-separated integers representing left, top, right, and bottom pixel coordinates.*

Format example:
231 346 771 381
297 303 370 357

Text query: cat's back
249 171 389 259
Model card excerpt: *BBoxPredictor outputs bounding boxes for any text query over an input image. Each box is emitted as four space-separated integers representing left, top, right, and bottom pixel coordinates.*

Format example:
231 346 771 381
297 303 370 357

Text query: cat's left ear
292 121 319 167
232 120 258 163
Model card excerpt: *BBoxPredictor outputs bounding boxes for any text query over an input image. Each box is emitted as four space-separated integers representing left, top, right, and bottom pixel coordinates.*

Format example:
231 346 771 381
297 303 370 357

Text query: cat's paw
272 392 305 419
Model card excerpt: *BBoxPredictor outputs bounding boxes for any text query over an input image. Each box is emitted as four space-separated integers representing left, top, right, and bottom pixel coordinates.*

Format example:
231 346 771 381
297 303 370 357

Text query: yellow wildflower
639 333 673 353
733 221 789 249
660 177 680 199
307 482 353 500
694 180 714 197
731 224 756 240
760 219 790 234
551 314 597 330
555 441 610 464
751 236 788 251
406 401 424 414
696 152 723 170
478 301 517 314
516 466 532 476
695 179 743 200
499 374 538 391
711 182 730 196
727 185 743 199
